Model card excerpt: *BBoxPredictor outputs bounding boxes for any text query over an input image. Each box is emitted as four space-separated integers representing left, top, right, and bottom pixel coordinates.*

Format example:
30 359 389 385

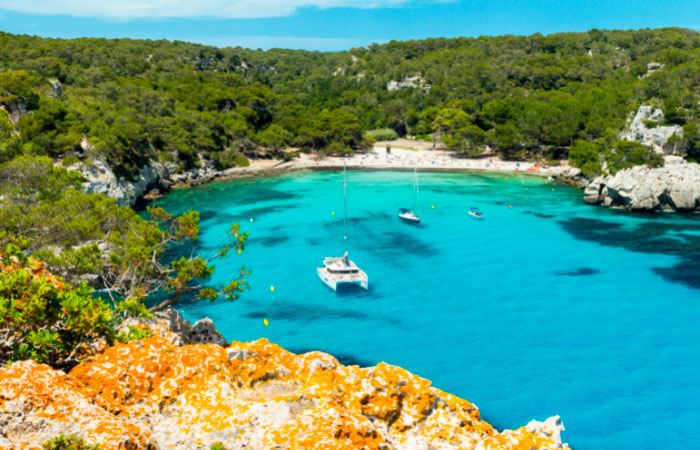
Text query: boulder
583 176 604 204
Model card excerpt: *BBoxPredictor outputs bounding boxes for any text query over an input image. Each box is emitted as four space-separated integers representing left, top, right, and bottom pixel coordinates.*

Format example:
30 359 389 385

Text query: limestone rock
120 306 229 347
387 76 430 92
1 98 28 124
0 360 155 450
48 79 63 98
69 159 159 206
584 156 700 210
622 105 683 154
0 331 570 450
555 167 590 189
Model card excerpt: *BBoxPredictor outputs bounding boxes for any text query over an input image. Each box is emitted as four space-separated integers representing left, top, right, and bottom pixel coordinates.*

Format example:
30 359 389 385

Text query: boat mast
416 165 420 214
343 159 348 252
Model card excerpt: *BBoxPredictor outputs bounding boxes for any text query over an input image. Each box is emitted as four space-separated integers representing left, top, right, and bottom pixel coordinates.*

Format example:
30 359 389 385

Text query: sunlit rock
0 320 570 450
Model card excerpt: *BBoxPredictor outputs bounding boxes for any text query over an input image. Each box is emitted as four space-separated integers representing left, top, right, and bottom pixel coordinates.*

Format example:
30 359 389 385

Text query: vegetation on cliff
1 27 700 174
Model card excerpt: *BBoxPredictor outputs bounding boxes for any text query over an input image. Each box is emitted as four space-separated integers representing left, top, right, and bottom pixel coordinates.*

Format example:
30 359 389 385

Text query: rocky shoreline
554 156 700 211
0 309 571 450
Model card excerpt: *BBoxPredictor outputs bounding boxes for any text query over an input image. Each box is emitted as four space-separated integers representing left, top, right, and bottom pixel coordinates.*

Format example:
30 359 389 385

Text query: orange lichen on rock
0 360 154 450
1 327 570 450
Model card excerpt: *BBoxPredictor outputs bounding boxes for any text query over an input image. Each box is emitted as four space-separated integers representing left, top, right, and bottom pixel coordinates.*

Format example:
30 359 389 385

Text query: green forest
2 27 700 369
2 27 700 177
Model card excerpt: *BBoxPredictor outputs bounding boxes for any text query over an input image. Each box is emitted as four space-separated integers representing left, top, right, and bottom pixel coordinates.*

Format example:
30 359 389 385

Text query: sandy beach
228 140 564 178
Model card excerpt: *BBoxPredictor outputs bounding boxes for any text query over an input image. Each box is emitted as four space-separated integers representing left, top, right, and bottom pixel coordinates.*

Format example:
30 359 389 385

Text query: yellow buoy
263 318 269 326
332 211 335 216
237 249 242 254
431 205 435 209
270 285 275 292
250 218 254 222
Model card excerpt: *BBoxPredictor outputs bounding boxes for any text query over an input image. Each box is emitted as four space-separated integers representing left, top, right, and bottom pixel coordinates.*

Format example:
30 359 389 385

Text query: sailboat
317 160 369 291
398 164 421 223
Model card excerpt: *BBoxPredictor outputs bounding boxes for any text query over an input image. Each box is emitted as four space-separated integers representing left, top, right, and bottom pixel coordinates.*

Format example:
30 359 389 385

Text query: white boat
317 252 369 291
318 160 369 291
398 208 420 223
469 207 484 218
398 164 421 223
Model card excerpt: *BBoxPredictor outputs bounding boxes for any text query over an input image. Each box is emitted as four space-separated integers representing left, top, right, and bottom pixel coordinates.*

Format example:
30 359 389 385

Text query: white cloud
0 0 417 19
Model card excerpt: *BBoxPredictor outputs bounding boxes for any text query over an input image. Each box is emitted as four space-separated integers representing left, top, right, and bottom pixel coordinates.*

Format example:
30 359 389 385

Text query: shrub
607 140 664 174
43 435 103 450
364 128 398 141
0 238 116 368
569 140 603 178
60 155 81 166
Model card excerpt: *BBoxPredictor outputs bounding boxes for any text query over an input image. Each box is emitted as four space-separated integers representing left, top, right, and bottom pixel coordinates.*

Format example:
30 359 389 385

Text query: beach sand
217 140 564 179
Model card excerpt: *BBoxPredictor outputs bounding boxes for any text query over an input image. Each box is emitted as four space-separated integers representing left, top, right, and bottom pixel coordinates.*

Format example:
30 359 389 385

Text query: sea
151 169 700 450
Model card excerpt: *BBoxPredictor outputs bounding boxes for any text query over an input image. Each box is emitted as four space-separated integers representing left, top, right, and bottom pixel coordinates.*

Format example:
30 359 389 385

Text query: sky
0 0 698 51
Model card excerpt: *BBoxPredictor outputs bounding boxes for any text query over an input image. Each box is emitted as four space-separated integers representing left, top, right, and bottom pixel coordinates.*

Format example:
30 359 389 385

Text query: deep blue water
152 170 700 450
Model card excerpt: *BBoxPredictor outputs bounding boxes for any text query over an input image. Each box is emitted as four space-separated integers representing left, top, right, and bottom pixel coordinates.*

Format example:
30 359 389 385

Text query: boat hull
398 211 421 223
317 266 369 291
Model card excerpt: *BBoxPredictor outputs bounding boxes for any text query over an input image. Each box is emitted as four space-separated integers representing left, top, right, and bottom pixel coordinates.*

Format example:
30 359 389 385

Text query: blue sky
0 1 698 51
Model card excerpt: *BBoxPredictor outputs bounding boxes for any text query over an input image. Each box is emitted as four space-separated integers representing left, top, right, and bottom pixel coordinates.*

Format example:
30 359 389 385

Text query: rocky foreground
0 310 570 450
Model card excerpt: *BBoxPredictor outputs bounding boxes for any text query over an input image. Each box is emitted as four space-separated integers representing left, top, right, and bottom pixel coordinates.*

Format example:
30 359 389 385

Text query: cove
152 170 700 450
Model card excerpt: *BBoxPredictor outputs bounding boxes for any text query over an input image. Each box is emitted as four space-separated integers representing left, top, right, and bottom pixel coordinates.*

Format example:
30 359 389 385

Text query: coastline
168 143 563 192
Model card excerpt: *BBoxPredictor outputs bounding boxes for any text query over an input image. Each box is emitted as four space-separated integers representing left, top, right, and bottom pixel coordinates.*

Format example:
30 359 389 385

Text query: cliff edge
0 312 570 450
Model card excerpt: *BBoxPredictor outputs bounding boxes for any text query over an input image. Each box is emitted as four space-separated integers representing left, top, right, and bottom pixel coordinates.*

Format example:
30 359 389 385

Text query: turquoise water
153 170 700 450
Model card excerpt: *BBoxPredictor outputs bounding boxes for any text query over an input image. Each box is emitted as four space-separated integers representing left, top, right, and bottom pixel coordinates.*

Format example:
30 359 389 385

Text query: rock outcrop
622 105 683 155
387 76 430 92
583 156 700 210
69 159 160 206
120 306 229 347
0 319 571 450
67 153 230 206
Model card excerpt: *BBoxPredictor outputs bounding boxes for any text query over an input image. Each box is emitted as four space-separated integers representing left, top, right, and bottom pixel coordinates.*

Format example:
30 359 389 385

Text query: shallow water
153 170 700 450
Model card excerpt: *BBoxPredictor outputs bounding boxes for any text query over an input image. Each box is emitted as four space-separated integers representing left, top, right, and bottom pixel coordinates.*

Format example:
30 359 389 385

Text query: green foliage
0 241 116 367
607 140 664 174
570 140 604 177
365 128 398 141
117 325 153 343
42 435 103 450
210 443 225 450
0 28 698 168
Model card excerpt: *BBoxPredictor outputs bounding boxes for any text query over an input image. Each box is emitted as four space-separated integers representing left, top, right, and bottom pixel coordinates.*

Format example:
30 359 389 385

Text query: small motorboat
469 207 483 218
398 208 421 223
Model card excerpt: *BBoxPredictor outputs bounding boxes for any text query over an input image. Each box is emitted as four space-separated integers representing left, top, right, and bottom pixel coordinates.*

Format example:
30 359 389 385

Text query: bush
0 238 116 368
61 155 81 166
569 140 603 178
43 435 103 450
607 140 664 175
364 128 398 141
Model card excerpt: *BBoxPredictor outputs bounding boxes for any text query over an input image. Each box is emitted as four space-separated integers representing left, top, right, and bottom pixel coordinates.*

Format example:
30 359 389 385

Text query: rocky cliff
68 155 226 207
622 105 683 155
584 155 700 210
0 312 570 450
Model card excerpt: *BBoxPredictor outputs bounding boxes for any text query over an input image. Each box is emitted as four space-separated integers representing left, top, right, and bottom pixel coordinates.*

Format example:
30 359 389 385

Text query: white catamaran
398 164 421 223
317 160 369 291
